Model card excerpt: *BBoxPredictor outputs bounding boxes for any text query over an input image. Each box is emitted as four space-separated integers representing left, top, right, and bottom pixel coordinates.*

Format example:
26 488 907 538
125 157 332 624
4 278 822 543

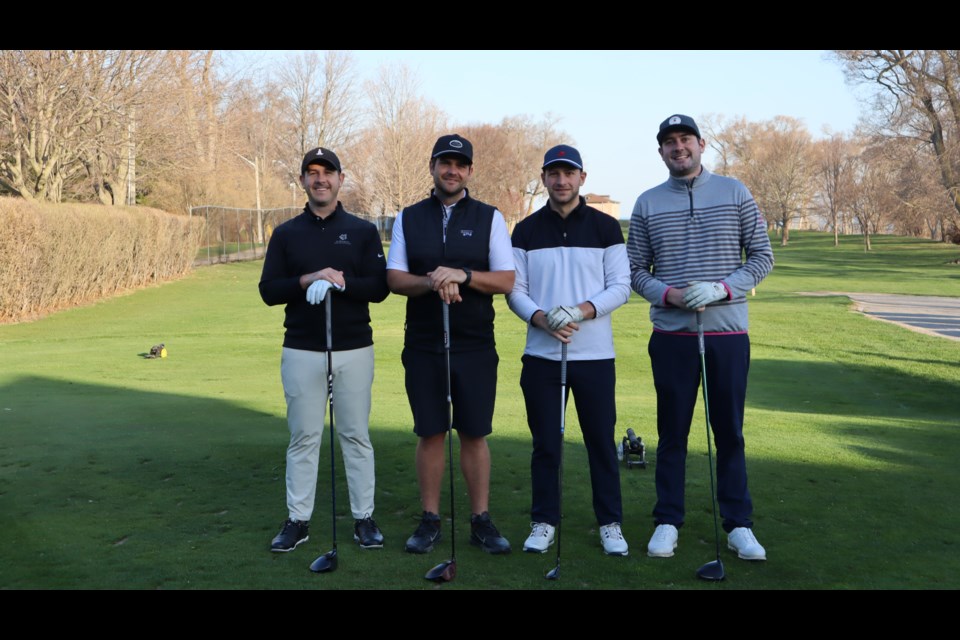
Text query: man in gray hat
626 115 774 561
387 134 515 555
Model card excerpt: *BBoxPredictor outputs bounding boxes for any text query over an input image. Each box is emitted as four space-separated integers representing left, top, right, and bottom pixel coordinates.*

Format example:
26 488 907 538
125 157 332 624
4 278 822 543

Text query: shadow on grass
749 358 959 420
2 375 959 589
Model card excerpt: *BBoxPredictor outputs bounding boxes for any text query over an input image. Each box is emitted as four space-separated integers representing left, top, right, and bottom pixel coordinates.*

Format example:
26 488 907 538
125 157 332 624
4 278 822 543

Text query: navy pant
520 355 622 526
648 331 753 532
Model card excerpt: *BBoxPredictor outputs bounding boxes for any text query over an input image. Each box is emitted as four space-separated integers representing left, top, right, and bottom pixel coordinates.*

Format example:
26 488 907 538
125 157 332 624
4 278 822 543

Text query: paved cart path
800 292 960 342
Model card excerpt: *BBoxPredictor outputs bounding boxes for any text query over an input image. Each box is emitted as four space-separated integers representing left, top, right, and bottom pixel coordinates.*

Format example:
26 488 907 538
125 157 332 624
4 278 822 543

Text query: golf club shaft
443 301 456 562
326 292 337 552
555 341 567 575
697 311 721 561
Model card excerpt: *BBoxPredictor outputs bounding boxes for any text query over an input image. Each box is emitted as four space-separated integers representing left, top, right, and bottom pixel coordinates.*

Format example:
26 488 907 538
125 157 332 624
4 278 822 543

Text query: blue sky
235 50 865 218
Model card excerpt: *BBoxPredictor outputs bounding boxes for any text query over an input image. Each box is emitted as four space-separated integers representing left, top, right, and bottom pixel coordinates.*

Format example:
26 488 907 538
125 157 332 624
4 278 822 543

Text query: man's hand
683 281 727 310
531 310 577 343
427 266 468 290
546 305 585 331
300 267 345 291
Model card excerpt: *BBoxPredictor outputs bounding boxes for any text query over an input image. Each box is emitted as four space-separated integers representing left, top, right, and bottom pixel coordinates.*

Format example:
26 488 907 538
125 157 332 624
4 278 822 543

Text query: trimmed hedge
0 198 204 323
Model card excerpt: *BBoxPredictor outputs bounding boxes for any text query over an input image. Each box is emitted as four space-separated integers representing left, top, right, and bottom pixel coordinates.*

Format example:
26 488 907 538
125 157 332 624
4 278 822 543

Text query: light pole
235 152 263 244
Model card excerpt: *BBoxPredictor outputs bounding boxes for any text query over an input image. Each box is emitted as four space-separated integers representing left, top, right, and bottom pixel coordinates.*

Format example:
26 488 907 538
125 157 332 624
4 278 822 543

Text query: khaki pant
281 345 376 521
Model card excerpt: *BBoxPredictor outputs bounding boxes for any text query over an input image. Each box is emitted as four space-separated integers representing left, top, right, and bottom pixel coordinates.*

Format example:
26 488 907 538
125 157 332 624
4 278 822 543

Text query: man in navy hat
260 146 390 554
507 144 632 556
626 115 774 561
387 134 516 555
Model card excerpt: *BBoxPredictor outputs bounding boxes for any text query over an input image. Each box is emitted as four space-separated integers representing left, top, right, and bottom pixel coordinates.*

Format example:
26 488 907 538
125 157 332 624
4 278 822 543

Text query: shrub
0 198 204 323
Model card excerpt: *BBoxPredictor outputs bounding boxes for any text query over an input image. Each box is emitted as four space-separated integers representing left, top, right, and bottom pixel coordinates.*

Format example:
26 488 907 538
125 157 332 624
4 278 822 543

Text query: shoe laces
601 523 624 541
283 518 304 534
357 516 378 533
414 514 440 537
651 524 673 542
530 522 552 538
472 513 501 537
735 527 759 546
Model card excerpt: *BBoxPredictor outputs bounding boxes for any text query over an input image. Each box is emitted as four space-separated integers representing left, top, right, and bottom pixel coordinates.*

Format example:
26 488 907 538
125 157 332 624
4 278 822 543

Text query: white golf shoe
599 523 629 556
522 522 556 553
727 527 766 560
647 523 678 557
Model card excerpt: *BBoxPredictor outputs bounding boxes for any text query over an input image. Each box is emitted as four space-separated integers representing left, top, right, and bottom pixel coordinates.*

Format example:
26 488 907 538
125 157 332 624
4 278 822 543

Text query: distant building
585 193 620 219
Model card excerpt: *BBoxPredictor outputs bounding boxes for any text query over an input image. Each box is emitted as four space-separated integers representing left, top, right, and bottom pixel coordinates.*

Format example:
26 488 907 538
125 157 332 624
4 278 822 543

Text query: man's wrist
462 268 472 287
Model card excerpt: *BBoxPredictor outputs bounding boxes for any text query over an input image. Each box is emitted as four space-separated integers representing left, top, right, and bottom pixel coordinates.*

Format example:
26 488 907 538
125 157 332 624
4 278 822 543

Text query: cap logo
669 116 682 125
316 149 324 156
449 140 463 149
558 151 566 156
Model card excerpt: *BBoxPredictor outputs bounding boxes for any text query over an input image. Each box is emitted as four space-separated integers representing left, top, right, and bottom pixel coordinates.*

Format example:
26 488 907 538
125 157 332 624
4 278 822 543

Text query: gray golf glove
683 281 727 309
546 305 584 331
306 279 333 305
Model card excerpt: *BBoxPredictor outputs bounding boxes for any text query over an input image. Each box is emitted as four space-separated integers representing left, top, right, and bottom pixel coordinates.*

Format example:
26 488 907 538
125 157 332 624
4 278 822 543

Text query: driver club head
309 549 338 573
425 559 456 583
545 566 560 581
696 559 726 582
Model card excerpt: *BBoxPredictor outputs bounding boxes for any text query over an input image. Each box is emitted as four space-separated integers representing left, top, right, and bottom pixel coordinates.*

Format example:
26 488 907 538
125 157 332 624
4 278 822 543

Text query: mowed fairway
1 231 958 589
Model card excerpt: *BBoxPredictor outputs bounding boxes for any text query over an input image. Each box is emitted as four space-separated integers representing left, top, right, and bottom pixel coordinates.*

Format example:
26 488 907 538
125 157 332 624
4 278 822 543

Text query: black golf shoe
354 516 385 549
470 511 511 554
405 511 441 553
270 518 309 552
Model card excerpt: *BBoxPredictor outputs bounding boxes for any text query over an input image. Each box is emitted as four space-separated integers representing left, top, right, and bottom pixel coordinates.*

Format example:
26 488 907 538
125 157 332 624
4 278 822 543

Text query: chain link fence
190 205 394 266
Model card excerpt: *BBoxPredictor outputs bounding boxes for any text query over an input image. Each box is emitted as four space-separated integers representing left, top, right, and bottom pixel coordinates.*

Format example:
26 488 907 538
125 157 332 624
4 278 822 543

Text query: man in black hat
626 115 773 561
507 144 632 556
260 146 390 553
387 134 515 555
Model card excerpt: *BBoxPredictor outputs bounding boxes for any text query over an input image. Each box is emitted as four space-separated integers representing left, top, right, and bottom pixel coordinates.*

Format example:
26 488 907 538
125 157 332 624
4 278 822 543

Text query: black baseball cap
301 147 342 174
431 134 473 164
542 144 583 170
657 114 701 145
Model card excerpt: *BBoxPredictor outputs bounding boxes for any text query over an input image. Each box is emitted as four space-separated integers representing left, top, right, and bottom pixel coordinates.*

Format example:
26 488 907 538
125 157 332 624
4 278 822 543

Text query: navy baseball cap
657 114 701 145
301 147 342 173
542 144 583 170
432 134 473 164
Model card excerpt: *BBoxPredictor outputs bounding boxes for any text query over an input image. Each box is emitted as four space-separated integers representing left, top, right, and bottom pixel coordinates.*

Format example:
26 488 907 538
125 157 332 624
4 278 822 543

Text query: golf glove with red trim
306 279 333 305
546 305 584 331
683 281 727 309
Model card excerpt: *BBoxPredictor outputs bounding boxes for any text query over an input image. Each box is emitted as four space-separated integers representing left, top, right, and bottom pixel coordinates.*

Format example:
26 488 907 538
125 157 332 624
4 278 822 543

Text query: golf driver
425 301 457 583
309 290 338 573
545 341 568 581
695 310 725 582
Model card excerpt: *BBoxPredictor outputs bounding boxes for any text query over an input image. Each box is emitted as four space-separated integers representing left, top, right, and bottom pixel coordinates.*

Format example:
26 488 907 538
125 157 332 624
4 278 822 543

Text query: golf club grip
442 300 450 351
325 291 333 350
696 310 705 355
560 342 567 383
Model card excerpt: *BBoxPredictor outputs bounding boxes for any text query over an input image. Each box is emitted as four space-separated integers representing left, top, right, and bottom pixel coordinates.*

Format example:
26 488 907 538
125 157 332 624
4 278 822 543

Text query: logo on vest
335 233 351 245
460 229 473 237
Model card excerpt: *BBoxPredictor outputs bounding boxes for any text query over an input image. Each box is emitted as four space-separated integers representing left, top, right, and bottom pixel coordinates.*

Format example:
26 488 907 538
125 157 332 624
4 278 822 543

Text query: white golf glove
306 279 333 305
683 281 727 309
546 305 584 331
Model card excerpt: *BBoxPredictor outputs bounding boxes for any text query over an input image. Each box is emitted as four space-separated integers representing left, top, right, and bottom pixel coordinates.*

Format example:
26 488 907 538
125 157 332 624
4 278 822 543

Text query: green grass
1 230 959 589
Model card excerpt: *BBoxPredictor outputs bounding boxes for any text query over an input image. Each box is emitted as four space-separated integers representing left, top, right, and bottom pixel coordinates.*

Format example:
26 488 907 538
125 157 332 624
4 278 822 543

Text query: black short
401 347 499 438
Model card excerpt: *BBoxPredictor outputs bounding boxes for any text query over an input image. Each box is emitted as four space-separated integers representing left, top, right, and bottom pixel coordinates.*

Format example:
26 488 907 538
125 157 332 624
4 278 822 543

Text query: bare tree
0 50 164 204
357 64 446 215
460 115 567 228
706 115 815 245
835 50 960 224
813 131 858 245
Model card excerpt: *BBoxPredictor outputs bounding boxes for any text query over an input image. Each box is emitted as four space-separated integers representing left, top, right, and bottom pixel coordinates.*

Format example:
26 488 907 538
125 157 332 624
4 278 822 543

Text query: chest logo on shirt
335 233 351 245
460 229 473 237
